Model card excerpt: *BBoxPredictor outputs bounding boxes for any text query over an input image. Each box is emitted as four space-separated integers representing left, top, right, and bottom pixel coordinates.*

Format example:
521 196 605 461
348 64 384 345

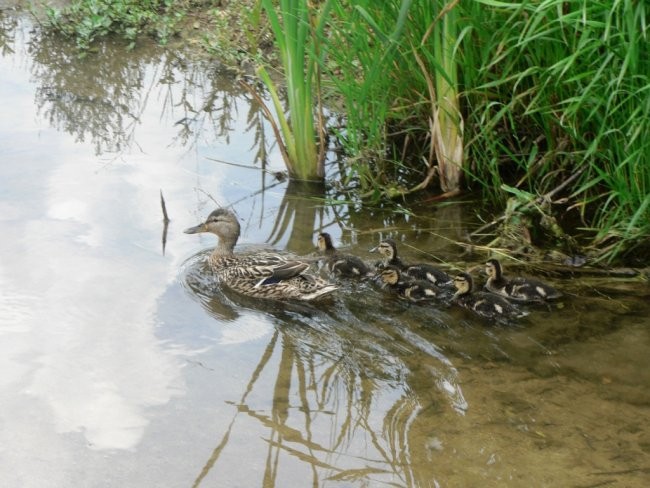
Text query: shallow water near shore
1 11 649 487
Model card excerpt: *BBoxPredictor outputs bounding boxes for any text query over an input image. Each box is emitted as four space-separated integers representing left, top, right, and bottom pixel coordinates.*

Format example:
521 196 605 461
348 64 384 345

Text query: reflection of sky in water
0 17 285 460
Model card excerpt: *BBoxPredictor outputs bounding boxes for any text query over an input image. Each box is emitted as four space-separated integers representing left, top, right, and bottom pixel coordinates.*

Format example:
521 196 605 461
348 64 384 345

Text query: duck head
184 208 241 251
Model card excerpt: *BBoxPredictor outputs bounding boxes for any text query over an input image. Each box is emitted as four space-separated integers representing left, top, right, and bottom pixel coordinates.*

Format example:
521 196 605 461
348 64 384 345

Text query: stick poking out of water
160 190 169 256
160 190 170 223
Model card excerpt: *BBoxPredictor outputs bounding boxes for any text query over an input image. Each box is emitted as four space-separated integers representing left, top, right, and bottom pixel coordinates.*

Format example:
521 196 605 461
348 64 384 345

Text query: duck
316 232 372 278
484 258 561 303
184 208 337 301
370 238 453 288
377 266 445 302
452 272 527 320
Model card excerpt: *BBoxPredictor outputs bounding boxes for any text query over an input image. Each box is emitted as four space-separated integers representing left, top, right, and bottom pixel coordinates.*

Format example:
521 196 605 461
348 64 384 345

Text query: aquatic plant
461 0 649 262
250 0 333 181
323 0 464 197
42 0 184 51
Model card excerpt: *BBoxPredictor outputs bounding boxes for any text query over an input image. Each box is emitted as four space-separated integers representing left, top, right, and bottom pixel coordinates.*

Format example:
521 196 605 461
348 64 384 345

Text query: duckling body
453 272 527 320
378 266 444 302
484 259 561 303
185 209 337 301
370 239 453 288
316 232 372 278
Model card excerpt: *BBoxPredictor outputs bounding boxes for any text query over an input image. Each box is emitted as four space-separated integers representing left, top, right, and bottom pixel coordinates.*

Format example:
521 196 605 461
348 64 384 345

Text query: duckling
185 208 337 301
377 266 444 302
484 258 561 303
452 272 527 320
370 238 453 288
316 232 372 278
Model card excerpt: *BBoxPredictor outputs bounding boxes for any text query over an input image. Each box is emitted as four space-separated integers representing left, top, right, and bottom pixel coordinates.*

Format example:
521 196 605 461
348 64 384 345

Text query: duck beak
184 223 207 234
369 246 378 253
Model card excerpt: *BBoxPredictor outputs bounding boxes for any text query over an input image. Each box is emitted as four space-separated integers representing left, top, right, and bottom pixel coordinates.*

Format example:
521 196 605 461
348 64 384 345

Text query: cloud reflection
0 17 281 453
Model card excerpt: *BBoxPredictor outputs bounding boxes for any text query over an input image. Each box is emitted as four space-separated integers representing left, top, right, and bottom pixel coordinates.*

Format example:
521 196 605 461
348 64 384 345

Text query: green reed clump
253 0 333 181
323 0 464 196
43 0 186 51
460 0 649 262
322 0 407 192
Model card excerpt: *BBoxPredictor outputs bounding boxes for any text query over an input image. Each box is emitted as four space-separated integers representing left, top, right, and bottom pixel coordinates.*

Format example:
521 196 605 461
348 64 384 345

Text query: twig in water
160 189 170 223
160 190 170 256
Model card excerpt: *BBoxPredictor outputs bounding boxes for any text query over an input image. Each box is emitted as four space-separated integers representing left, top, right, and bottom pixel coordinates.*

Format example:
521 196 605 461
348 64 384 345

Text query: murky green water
1 10 649 488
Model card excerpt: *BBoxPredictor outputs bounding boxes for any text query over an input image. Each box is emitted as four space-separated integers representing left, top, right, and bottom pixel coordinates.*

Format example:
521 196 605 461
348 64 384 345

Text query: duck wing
405 264 453 287
255 260 310 286
507 277 562 302
219 253 309 283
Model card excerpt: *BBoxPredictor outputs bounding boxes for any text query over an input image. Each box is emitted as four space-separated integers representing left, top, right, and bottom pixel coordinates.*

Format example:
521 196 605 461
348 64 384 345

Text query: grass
42 0 187 51
250 0 333 181
321 1 465 197
461 0 650 262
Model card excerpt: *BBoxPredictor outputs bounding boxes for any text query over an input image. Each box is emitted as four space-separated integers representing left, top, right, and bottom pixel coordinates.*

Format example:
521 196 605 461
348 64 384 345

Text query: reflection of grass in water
186 267 473 485
183 238 650 485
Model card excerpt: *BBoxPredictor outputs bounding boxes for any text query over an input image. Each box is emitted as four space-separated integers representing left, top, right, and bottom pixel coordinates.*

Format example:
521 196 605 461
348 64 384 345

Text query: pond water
1 10 649 488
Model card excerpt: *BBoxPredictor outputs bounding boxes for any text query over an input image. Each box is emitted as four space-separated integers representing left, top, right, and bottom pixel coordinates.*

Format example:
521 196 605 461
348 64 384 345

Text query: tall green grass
461 0 649 261
321 0 407 193
320 0 647 260
323 1 464 196
255 0 333 181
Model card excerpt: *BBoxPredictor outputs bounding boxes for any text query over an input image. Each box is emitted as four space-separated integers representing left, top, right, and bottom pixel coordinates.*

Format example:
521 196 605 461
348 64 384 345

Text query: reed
460 0 649 261
256 0 333 181
323 1 464 196
322 1 415 192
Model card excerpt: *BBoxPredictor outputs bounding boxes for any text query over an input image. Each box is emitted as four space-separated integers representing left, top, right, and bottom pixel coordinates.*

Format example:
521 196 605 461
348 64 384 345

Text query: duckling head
452 272 473 297
316 232 335 253
370 239 397 260
485 259 503 280
184 208 241 251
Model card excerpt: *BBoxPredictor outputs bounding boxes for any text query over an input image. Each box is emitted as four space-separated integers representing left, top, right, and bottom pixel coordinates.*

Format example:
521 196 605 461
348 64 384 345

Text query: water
1 11 649 488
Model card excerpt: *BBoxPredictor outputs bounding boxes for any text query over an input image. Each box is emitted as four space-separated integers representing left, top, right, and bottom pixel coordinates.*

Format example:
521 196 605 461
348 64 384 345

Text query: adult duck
185 208 337 300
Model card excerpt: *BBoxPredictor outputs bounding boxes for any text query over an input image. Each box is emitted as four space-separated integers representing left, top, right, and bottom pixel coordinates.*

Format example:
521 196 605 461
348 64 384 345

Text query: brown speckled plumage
185 209 337 301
